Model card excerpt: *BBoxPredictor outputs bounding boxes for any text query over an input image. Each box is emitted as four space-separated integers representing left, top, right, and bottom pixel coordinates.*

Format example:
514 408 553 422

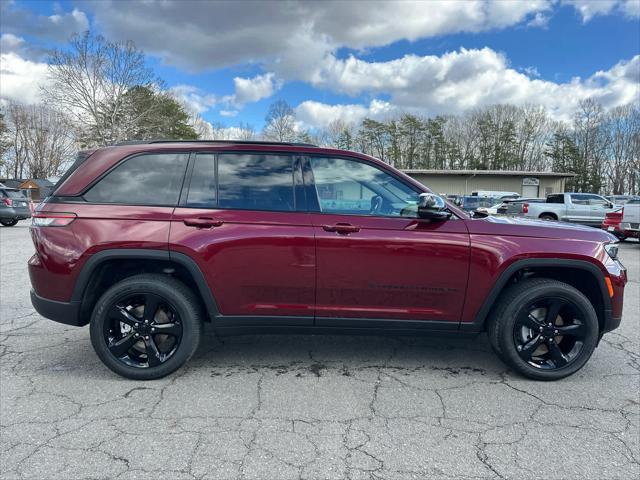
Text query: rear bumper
30 290 85 326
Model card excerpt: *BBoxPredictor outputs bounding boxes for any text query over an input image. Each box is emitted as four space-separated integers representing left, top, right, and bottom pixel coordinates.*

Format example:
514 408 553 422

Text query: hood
465 215 618 242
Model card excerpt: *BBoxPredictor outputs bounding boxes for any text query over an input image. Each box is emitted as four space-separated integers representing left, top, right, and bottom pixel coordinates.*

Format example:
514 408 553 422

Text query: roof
113 139 318 148
0 179 25 188
19 179 54 188
402 169 576 178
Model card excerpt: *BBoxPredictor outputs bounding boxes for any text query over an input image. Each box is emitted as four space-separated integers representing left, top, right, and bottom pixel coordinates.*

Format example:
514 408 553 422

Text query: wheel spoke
108 333 137 357
520 311 544 330
144 336 163 367
143 293 162 322
152 322 181 337
555 323 586 337
518 335 544 361
547 341 568 367
544 299 564 325
109 305 140 327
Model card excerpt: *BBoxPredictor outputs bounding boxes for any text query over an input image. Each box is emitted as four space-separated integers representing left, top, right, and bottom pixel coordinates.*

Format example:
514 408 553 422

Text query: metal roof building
402 170 576 197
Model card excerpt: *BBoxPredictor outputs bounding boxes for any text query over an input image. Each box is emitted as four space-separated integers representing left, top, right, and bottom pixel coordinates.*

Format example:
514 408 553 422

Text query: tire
487 278 599 381
539 213 557 221
90 274 203 380
0 219 18 226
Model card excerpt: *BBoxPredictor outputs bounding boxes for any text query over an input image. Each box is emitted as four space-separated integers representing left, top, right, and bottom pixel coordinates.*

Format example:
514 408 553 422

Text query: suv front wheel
90 274 203 380
488 278 599 380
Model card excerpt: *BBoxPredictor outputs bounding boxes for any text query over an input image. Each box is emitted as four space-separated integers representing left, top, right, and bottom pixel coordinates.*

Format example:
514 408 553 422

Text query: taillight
2 198 12 207
522 203 529 214
32 212 77 227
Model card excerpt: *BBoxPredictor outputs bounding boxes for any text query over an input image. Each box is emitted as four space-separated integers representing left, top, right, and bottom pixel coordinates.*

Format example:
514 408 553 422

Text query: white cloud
562 0 640 21
168 84 217 114
219 110 238 117
226 73 280 107
0 33 25 53
0 52 49 104
84 0 553 75
295 52 640 128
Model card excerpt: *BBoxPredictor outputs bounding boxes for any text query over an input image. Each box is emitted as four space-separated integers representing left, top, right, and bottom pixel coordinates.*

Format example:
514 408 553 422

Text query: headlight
604 243 619 260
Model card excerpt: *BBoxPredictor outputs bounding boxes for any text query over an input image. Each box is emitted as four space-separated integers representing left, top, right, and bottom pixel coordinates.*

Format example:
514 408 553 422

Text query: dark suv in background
0 186 31 226
29 141 626 380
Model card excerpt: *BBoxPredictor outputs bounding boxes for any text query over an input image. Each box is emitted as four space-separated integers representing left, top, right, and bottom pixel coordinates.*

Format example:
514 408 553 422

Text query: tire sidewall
90 276 201 380
497 283 599 381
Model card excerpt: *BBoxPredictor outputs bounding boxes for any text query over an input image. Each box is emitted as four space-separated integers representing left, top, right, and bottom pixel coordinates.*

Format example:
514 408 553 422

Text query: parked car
29 140 626 381
497 198 546 216
523 193 617 226
601 210 625 240
619 198 640 239
457 195 500 214
471 190 520 199
0 187 31 226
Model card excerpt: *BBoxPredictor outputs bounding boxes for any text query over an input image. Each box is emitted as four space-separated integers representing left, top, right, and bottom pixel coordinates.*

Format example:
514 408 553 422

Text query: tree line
262 99 640 195
0 32 638 195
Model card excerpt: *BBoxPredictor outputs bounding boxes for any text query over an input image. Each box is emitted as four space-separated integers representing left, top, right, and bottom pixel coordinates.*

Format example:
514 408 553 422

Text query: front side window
217 154 294 211
570 194 589 205
310 157 420 217
85 153 188 205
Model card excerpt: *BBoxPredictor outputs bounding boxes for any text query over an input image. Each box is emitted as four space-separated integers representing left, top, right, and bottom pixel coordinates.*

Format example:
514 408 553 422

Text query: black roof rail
112 139 318 147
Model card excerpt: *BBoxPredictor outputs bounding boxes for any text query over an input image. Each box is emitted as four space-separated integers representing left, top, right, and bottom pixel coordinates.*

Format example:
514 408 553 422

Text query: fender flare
71 249 220 320
465 258 612 331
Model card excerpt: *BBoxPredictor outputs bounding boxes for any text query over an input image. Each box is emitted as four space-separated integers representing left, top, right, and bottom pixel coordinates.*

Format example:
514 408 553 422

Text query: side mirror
417 193 451 221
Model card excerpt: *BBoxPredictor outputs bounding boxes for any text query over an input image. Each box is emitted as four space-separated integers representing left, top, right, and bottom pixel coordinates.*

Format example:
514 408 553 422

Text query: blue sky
1 0 639 131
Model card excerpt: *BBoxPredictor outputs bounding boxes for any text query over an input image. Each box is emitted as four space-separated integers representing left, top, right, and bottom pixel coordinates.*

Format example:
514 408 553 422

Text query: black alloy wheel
90 274 202 380
513 297 587 370
104 292 183 368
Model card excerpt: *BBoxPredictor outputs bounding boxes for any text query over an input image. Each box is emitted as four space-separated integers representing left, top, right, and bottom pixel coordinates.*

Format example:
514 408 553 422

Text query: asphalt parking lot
1 221 638 480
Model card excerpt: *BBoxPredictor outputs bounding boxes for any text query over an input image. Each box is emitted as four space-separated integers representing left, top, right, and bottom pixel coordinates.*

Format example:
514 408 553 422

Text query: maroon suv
29 141 627 380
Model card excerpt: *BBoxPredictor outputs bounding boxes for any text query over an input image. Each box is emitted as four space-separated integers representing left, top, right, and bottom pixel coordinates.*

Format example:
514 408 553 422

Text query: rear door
169 152 315 324
306 156 470 326
567 194 590 222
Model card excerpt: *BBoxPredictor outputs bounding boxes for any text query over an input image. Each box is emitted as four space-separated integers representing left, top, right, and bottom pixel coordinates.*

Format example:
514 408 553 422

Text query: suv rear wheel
0 219 18 226
487 278 599 380
90 274 203 380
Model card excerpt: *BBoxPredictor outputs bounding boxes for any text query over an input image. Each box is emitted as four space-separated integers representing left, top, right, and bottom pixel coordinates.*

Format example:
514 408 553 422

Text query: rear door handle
322 223 360 234
183 217 224 228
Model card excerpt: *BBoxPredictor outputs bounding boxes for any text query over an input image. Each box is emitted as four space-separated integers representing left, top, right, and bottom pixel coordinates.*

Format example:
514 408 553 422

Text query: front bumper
30 290 85 326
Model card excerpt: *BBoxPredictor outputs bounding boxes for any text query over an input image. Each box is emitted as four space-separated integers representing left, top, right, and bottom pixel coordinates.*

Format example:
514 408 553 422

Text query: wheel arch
72 249 219 324
468 259 612 333
538 212 558 220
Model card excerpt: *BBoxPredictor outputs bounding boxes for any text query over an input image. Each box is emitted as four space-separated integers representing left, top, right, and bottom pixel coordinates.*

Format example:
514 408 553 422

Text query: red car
29 141 627 380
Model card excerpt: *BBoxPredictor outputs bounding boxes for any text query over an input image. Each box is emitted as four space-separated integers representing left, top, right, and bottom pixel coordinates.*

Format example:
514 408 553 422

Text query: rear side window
217 154 294 211
547 194 564 204
84 153 188 205
186 154 216 208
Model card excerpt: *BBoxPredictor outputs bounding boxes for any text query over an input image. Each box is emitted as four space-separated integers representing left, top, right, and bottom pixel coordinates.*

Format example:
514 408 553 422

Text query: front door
307 156 470 327
169 152 315 324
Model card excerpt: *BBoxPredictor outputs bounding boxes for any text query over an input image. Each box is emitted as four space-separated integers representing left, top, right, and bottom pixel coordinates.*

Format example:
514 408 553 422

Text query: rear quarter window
84 153 189 205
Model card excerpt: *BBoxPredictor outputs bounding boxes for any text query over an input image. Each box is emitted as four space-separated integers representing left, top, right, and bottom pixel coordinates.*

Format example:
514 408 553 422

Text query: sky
1 0 639 132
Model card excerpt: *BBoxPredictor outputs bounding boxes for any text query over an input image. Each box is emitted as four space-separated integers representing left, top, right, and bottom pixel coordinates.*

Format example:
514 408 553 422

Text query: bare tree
4 102 75 179
263 100 296 142
42 31 160 147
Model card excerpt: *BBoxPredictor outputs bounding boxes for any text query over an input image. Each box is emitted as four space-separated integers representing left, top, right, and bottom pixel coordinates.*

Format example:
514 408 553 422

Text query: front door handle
183 217 224 229
322 223 360 234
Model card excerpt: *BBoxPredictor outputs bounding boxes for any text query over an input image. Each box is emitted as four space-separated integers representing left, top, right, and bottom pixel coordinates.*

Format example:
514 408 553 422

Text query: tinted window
310 157 419 216
85 153 188 205
547 194 564 204
218 154 294 211
4 190 26 199
186 154 216 208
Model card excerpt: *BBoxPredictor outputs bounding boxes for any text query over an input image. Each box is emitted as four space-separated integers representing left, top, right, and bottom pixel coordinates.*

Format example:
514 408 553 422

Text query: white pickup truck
523 193 618 227
620 198 640 239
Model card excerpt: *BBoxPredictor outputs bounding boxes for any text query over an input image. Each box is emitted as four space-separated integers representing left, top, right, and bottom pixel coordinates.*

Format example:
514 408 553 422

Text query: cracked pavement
1 221 639 479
